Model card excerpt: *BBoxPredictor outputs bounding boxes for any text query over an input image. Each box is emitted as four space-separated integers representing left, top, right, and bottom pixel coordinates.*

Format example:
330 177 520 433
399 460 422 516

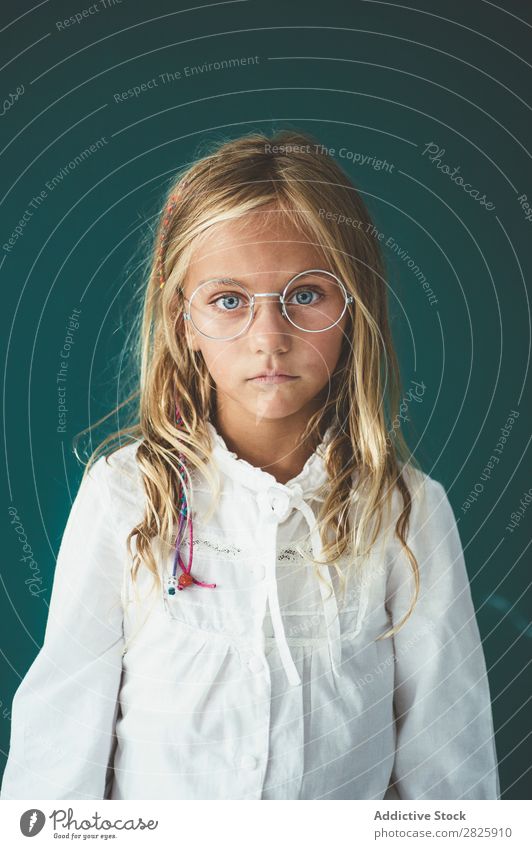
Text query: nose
247 295 292 353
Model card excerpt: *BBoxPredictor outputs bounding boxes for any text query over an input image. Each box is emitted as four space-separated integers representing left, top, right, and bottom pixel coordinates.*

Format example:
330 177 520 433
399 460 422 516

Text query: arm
384 475 500 800
1 456 126 800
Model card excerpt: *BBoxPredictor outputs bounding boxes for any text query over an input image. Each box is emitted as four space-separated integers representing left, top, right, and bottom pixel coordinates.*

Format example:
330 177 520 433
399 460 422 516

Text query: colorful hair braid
157 193 179 289
166 406 216 595
157 177 192 289
158 183 215 594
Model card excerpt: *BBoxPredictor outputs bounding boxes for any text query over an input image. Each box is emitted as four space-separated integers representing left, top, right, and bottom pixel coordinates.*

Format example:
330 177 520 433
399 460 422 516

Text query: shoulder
388 463 452 536
86 439 145 511
401 464 447 503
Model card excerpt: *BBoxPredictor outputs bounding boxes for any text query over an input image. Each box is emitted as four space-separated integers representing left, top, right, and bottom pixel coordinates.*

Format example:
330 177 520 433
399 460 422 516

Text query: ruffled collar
206 420 334 497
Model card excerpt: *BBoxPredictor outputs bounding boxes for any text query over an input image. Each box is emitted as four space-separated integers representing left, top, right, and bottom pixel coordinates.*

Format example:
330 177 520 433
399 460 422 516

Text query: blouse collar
206 420 334 498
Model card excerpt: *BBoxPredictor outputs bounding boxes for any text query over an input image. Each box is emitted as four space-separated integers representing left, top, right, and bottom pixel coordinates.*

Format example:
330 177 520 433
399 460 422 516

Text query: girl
1 130 500 801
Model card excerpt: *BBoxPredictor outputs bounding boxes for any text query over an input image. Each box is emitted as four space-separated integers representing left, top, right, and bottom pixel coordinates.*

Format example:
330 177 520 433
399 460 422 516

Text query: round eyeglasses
182 269 354 341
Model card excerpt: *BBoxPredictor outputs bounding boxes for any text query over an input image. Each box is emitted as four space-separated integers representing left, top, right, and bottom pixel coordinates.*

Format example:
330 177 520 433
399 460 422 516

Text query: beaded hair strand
157 177 192 289
157 193 179 289
167 404 216 594
158 184 216 595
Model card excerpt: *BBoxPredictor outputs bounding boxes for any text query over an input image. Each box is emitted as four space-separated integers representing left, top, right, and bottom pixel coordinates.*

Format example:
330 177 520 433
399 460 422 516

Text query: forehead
183 207 330 290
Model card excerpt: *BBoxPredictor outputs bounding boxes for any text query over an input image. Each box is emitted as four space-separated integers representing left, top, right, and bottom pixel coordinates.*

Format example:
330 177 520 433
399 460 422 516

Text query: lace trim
168 533 364 612
185 537 243 557
278 546 304 562
179 535 313 563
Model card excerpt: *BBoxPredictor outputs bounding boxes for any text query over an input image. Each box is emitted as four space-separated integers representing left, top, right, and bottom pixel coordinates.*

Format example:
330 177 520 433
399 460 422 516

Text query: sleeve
0 456 126 800
383 476 500 800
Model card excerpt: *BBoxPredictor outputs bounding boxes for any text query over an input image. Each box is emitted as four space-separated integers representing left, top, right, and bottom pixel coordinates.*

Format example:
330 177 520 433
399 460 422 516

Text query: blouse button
240 754 258 770
257 487 291 521
270 490 290 519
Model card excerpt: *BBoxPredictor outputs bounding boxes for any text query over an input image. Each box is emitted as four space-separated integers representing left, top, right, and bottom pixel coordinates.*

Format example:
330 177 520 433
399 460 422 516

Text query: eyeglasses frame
182 268 354 341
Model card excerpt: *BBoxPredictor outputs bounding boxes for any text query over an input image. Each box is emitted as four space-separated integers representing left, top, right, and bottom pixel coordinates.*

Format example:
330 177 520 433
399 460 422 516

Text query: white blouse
1 423 500 800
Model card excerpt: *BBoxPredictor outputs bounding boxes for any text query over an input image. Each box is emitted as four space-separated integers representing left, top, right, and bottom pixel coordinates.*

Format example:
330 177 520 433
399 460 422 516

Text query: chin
242 396 303 422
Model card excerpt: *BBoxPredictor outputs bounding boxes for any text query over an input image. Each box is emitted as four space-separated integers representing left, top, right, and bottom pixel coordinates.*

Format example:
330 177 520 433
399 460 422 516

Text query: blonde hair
75 129 425 641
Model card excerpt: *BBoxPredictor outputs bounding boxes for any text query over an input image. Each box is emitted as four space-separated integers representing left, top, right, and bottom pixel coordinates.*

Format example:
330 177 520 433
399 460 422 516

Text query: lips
249 373 298 384
250 372 295 379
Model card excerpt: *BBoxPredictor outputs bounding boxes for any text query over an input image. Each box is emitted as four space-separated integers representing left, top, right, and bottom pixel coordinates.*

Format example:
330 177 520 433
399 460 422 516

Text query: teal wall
1 0 530 799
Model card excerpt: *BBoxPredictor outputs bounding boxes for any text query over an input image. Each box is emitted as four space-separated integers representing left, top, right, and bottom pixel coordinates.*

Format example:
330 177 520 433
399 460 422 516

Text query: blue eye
211 293 246 311
288 288 321 305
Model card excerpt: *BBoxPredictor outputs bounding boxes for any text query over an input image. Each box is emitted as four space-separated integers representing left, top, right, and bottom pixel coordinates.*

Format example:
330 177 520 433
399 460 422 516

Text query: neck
213 402 324 486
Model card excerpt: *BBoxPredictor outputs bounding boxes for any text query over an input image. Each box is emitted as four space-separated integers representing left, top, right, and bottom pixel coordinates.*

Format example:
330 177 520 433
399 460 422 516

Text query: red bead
178 572 194 589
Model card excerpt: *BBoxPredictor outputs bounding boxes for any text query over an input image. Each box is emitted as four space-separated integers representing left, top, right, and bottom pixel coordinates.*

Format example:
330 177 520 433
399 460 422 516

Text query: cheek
198 343 240 385
305 329 346 376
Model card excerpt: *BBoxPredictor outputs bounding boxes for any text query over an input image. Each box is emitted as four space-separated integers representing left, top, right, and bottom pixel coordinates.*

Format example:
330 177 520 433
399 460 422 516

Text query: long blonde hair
75 129 425 640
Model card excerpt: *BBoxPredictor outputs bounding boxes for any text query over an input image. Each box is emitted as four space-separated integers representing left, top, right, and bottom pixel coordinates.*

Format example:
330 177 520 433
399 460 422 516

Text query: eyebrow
195 276 244 287
191 269 334 289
